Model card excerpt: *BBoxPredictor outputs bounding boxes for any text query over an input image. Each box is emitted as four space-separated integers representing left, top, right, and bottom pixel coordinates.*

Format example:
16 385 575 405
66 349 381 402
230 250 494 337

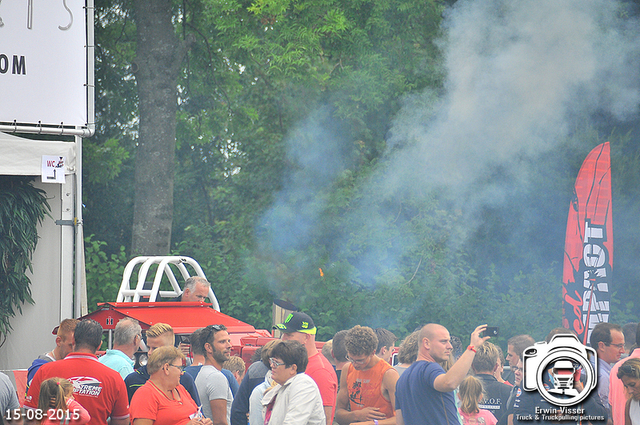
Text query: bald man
395 324 489 425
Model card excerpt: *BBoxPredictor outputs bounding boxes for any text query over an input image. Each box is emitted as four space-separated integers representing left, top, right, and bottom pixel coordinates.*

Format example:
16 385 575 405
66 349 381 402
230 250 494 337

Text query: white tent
0 132 80 372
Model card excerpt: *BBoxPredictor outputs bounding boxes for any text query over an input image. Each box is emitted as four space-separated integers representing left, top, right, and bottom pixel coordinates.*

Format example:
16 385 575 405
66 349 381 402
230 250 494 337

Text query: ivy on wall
0 176 50 341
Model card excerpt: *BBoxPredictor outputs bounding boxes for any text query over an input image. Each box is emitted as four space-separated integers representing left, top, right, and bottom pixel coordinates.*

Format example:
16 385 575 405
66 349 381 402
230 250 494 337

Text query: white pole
75 0 95 317
74 135 87 317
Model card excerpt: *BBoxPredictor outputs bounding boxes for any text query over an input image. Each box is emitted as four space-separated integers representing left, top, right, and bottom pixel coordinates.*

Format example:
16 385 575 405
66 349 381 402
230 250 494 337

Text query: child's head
459 375 484 414
38 377 74 412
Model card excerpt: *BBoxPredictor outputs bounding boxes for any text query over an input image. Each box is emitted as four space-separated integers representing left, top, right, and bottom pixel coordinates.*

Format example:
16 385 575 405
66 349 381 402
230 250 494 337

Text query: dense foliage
0 177 50 338
83 0 640 345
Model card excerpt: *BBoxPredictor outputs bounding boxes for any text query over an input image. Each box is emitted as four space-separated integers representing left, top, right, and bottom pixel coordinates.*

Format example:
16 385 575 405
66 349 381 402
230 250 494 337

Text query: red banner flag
562 142 613 344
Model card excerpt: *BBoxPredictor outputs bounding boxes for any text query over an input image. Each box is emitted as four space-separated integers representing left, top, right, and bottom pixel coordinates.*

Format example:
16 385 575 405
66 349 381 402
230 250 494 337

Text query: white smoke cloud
257 0 640 289
388 0 640 201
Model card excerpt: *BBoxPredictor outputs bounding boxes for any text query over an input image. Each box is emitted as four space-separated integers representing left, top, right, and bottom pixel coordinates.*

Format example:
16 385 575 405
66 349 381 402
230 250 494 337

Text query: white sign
41 155 66 183
0 0 87 127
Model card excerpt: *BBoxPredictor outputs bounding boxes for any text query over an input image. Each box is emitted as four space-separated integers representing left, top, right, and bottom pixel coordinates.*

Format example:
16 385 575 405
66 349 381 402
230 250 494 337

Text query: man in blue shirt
99 317 142 379
395 323 489 425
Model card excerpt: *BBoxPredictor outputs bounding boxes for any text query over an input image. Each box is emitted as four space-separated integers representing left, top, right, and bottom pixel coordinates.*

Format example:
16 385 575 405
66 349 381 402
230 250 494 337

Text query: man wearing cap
275 312 338 425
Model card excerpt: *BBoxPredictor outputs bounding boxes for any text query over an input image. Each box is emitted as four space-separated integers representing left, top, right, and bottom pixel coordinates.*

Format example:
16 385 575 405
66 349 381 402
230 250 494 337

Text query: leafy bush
0 177 50 337
84 235 128 312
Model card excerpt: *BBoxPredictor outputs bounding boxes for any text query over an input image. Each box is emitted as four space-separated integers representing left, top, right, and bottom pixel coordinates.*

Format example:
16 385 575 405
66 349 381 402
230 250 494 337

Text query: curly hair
345 325 378 357
223 355 246 376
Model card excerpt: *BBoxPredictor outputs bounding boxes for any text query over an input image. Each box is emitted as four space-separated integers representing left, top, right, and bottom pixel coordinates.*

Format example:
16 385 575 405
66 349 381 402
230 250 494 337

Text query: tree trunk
131 0 183 255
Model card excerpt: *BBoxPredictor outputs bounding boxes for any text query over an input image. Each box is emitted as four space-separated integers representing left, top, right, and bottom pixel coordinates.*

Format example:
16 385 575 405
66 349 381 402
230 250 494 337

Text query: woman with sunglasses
130 346 212 425
617 357 640 425
261 340 326 424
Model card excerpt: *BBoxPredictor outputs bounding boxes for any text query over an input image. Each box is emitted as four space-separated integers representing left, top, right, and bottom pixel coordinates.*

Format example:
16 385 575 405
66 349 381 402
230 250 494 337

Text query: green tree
84 0 640 347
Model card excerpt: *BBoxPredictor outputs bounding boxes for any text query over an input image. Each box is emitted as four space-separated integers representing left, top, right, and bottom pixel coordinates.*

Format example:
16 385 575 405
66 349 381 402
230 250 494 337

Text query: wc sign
42 155 66 183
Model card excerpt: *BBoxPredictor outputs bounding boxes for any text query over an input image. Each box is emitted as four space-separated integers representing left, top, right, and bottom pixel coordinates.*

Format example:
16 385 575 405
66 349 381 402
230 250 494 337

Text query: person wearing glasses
125 323 201 405
512 328 608 425
590 322 625 415
615 358 640 425
335 325 400 425
503 335 535 385
262 340 326 425
611 323 640 425
497 357 523 425
195 325 234 425
130 346 212 425
274 312 338 425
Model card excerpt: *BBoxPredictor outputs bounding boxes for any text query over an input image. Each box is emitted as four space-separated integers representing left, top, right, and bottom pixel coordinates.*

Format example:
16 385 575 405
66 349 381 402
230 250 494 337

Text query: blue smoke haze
255 0 640 307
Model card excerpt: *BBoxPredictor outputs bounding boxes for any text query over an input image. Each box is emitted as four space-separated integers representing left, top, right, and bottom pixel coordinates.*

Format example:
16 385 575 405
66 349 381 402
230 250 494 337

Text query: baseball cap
273 312 317 335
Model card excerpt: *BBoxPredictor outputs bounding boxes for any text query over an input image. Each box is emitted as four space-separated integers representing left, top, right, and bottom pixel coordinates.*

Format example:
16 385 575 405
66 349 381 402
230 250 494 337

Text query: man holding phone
395 323 491 425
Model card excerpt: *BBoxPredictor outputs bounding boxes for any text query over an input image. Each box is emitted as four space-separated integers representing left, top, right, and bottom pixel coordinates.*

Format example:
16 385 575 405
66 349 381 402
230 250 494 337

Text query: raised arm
433 325 489 393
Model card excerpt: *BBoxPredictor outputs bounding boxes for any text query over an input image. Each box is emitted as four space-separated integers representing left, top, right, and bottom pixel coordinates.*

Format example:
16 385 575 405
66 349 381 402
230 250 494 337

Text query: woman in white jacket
262 340 326 425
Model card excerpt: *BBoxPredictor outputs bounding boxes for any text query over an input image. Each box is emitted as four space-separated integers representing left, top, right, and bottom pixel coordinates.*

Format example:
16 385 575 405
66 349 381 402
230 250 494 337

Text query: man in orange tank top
335 325 400 425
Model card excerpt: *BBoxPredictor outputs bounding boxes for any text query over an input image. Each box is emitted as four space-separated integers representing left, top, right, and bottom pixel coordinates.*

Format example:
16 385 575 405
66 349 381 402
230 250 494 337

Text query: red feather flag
562 142 613 344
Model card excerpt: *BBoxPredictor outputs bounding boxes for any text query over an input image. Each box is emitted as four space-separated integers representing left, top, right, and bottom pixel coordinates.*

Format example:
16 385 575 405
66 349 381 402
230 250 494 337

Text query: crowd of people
1 278 639 425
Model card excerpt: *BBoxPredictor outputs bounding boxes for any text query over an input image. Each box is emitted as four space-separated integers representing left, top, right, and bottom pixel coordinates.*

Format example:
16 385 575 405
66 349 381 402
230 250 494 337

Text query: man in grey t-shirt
1 372 22 425
195 325 234 424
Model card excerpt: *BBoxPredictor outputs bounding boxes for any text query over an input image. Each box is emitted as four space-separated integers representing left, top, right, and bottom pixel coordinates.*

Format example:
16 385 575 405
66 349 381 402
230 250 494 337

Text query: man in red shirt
25 320 130 425
275 312 338 425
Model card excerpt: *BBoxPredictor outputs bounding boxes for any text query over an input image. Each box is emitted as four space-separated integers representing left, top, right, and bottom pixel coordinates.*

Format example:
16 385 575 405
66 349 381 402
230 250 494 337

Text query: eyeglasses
207 324 225 331
346 354 370 365
607 343 625 350
205 324 225 341
168 364 185 372
270 358 286 368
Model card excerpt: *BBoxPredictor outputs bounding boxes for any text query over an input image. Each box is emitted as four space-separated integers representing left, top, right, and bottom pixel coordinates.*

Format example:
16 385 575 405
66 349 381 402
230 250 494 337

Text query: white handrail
115 256 220 311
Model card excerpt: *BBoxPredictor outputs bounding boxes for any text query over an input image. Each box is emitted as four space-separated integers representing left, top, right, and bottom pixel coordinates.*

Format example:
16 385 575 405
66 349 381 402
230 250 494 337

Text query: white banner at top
0 0 87 128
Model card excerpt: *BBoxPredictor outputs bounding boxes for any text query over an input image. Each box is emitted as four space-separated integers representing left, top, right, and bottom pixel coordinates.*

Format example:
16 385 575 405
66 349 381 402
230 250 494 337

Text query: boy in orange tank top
335 325 400 425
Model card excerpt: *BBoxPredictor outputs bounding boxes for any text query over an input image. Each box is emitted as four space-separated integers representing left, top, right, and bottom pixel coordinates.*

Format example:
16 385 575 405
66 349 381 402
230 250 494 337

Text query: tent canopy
0 132 76 176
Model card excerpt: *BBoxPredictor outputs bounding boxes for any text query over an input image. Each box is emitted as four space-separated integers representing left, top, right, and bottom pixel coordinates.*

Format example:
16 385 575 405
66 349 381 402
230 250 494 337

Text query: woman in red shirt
130 346 212 425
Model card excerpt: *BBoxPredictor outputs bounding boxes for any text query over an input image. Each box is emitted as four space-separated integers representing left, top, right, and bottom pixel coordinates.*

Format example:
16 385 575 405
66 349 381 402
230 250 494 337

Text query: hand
352 407 386 422
470 324 490 349
186 418 212 425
